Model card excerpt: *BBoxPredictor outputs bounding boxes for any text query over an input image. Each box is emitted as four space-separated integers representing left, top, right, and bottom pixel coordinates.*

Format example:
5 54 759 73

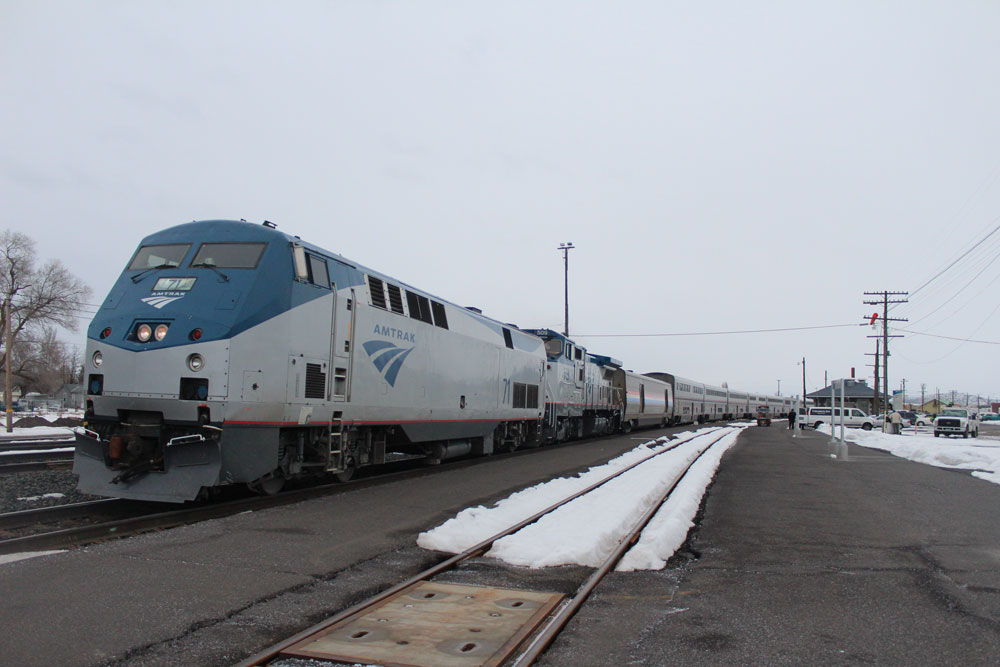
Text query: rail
237 426 735 666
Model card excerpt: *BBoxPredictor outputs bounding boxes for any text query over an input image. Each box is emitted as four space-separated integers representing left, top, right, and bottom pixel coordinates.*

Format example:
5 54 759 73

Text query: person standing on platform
889 409 902 435
787 409 796 430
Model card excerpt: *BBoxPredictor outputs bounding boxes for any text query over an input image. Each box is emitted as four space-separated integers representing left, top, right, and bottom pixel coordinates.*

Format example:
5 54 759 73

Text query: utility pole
869 339 881 416
801 357 806 406
901 378 906 409
558 242 575 337
3 295 11 433
777 380 781 396
864 291 908 413
921 383 926 410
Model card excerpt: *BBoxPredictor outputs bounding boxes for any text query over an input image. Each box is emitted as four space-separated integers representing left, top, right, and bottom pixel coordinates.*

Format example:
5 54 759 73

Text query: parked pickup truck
933 408 979 438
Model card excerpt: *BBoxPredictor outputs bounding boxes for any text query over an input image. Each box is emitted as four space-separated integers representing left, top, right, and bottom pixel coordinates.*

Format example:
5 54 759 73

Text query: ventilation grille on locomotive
305 363 326 399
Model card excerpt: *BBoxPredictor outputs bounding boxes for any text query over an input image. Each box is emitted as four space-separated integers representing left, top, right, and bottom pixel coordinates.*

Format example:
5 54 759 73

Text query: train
74 220 794 502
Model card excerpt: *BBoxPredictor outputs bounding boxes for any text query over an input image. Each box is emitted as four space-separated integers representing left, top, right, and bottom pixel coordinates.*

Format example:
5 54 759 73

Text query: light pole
776 380 781 396
558 242 574 336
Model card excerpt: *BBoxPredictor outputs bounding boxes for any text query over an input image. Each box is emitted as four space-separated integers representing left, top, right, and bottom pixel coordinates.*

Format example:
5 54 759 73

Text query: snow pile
816 424 1000 485
418 425 748 571
618 426 743 571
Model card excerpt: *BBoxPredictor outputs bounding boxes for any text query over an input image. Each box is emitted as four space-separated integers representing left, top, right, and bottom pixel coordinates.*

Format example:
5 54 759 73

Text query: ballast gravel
0 469 99 513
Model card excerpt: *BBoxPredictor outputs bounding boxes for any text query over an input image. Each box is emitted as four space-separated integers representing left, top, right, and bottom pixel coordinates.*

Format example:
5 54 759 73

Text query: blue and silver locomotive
75 220 546 502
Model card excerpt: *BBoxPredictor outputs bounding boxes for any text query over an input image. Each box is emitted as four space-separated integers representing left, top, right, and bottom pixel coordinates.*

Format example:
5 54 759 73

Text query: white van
804 407 874 431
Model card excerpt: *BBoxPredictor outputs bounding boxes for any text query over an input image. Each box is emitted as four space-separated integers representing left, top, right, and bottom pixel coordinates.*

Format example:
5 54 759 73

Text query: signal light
190 328 203 341
137 324 152 342
100 327 111 339
154 324 169 341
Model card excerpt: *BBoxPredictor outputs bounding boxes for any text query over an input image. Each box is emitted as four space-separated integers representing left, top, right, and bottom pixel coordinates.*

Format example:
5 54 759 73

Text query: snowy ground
0 428 74 441
419 425 749 572
816 422 1000 485
0 411 80 441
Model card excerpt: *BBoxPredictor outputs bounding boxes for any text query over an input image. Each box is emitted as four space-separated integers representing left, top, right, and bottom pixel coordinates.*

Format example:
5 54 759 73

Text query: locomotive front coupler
111 458 159 485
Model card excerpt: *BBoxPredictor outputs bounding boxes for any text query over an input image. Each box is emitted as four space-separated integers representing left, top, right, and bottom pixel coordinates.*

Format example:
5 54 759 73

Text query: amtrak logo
141 294 184 309
363 340 414 387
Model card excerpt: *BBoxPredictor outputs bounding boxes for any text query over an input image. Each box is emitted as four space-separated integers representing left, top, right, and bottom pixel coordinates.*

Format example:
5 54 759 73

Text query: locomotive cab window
306 254 329 287
128 244 191 270
543 339 563 359
503 328 514 349
191 242 265 268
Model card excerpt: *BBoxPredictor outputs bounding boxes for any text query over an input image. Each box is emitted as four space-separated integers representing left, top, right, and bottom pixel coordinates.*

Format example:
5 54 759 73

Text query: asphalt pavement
2 424 998 666
541 423 1000 666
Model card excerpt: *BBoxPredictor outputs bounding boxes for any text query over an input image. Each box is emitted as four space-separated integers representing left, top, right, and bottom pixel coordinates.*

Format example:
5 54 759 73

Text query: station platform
541 423 1000 665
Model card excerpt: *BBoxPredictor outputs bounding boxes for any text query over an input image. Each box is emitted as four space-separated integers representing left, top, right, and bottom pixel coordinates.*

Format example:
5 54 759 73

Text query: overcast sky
3 1 999 403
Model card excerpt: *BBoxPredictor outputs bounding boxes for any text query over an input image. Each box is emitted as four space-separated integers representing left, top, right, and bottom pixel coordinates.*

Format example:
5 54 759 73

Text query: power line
572 323 861 338
898 328 1000 345
908 218 1000 300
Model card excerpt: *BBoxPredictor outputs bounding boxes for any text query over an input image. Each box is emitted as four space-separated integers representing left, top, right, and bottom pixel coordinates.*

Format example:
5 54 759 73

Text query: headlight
137 324 152 342
92 351 103 368
187 354 205 372
154 324 169 341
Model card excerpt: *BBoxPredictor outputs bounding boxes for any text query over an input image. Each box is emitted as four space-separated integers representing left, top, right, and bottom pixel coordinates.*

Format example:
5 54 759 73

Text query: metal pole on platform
839 379 846 443
829 382 837 443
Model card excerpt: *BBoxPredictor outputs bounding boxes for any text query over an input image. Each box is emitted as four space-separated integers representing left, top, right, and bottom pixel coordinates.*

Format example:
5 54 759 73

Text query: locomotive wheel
335 458 357 483
247 471 285 496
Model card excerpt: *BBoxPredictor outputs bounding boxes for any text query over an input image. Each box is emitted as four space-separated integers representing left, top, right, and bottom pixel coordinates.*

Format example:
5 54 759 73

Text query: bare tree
1 230 92 391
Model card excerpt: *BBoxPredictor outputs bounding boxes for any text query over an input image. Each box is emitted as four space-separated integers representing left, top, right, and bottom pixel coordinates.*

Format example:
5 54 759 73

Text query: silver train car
75 219 794 503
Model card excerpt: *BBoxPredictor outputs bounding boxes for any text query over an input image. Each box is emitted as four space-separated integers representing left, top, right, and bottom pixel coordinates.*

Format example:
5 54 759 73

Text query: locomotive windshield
543 339 563 358
191 242 266 268
127 244 191 270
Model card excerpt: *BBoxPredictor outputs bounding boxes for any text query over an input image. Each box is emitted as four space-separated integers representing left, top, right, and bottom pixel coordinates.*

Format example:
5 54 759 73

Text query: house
806 379 877 414
0 385 22 409
919 399 947 415
54 383 86 410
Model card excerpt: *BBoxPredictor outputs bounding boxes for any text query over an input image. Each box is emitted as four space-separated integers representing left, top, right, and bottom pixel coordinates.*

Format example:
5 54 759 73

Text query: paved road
541 424 1000 666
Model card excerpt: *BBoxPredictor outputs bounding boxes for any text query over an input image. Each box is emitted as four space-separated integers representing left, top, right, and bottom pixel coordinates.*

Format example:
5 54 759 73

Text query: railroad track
0 448 75 474
0 434 76 449
238 426 736 667
0 431 637 557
